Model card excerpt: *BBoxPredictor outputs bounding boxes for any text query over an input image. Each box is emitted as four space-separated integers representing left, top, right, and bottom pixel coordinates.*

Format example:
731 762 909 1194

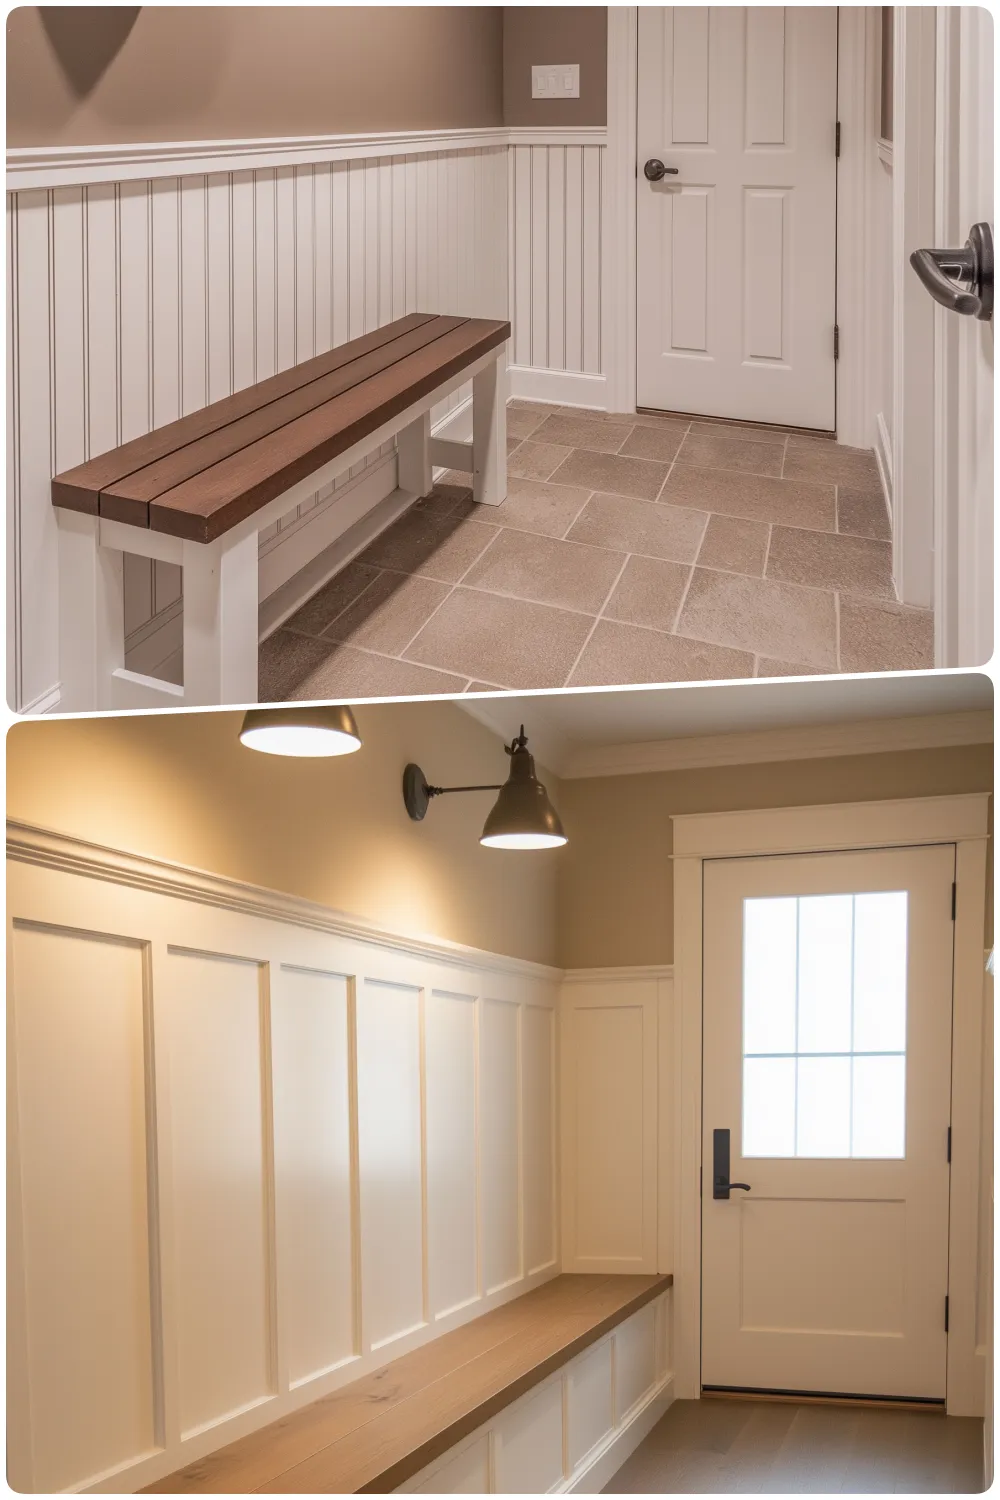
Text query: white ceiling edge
460 699 572 776
460 703 992 780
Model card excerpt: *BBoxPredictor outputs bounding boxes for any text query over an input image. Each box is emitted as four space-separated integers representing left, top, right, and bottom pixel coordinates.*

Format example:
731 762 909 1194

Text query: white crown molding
7 124 605 192
561 710 993 780
6 820 562 983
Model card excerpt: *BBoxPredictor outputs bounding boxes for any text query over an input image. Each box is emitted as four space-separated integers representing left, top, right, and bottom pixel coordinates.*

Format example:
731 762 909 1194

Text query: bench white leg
472 352 507 507
396 411 433 498
57 510 126 711
181 530 259 706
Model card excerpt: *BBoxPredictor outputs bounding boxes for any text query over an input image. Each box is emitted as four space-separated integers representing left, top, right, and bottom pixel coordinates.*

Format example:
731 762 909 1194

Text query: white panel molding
670 793 991 1412
7 826 560 1493
560 709 993 780
6 821 561 984
506 127 609 149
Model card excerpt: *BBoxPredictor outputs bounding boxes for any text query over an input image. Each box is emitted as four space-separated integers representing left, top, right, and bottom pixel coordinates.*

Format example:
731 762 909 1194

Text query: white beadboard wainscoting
6 822 559 1494
6 137 509 711
397 1288 674 1494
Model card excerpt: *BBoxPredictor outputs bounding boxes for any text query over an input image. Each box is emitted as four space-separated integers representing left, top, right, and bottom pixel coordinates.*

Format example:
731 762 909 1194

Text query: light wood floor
607 1397 985 1494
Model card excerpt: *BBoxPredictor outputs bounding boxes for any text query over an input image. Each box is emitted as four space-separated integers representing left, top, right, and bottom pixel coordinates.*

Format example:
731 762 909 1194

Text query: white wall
7 823 558 1493
6 141 508 711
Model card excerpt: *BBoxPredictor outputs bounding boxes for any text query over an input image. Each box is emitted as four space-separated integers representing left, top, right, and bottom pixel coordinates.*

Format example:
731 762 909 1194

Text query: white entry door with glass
701 844 956 1402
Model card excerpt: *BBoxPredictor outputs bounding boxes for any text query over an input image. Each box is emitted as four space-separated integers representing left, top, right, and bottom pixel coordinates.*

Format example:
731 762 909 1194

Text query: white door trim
669 793 990 1414
606 7 870 442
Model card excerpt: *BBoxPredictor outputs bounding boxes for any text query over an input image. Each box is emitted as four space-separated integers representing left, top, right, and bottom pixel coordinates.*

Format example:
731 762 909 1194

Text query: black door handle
910 222 993 321
712 1128 753 1199
644 158 679 182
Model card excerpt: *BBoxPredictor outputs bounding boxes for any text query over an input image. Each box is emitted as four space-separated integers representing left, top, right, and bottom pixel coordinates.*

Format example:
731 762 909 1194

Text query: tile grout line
558 552 633 687
669 561 699 636
834 590 842 672
391 526 506 661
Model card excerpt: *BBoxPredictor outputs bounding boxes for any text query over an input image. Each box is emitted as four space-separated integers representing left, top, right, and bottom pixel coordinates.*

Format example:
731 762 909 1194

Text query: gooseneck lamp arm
402 728 567 849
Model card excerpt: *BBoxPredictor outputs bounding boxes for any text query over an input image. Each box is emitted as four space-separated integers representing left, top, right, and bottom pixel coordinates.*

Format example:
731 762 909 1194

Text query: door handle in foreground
712 1127 753 1199
644 158 680 182
909 221 993 321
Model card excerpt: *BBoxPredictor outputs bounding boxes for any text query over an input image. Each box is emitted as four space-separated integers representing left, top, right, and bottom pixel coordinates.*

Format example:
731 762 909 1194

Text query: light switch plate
531 63 580 100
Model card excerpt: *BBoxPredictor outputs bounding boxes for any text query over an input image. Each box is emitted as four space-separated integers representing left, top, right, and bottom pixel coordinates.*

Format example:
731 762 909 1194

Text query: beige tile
413 482 473 520
491 476 592 539
462 528 624 613
357 510 498 583
696 515 770 576
283 560 382 637
532 413 634 453
619 424 686 463
322 571 452 653
464 681 505 693
259 629 336 702
662 464 836 530
508 398 562 416
677 568 838 668
508 439 574 482
567 619 754 687
567 491 708 563
283 644 468 701
838 597 935 673
608 410 690 432
603 555 692 632
756 657 828 678
838 487 892 541
783 437 882 493
403 587 594 688
766 525 894 598
506 404 547 438
689 418 800 443
506 434 523 455
549 447 671 501
676 431 785 477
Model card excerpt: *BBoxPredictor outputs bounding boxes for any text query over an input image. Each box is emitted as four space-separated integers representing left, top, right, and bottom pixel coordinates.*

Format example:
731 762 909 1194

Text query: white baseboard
561 1375 675 1493
874 410 893 529
508 365 609 411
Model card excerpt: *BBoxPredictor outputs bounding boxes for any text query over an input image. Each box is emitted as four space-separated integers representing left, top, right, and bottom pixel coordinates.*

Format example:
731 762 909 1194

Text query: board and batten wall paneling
560 970 670 1274
6 143 508 709
6 826 558 1493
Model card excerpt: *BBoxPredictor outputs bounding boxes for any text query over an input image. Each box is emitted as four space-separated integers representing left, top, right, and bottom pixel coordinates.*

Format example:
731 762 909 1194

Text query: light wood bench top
144 1272 672 1495
51 313 510 544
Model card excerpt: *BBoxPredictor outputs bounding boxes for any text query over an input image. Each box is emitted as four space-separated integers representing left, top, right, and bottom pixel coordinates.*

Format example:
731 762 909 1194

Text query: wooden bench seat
51 313 510 710
143 1273 672 1495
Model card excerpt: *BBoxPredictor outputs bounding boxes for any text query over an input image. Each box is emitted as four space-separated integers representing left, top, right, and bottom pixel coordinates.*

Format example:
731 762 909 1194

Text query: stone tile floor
260 401 934 701
607 1397 984 1494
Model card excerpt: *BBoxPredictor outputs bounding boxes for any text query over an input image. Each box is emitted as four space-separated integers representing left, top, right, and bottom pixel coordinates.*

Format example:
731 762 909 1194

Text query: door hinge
945 1295 950 1333
951 881 957 920
947 1125 952 1163
836 121 842 157
833 325 840 360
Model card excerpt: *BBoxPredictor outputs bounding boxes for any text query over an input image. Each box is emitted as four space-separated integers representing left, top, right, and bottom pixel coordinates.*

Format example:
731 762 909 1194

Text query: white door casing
635 7 838 428
701 844 955 1400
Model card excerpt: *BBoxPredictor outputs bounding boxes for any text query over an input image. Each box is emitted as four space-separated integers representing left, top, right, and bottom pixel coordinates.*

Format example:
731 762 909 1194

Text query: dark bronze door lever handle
910 222 993 321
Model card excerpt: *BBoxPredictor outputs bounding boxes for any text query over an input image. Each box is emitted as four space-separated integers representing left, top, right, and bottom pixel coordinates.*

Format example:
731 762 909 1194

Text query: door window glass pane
741 891 907 1159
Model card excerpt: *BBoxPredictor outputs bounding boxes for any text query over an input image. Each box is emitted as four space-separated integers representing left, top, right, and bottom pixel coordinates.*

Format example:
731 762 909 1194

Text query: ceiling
459 672 993 779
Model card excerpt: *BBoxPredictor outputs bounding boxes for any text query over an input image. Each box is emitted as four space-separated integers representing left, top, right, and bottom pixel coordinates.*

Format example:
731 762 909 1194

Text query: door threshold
637 407 837 441
702 1385 946 1412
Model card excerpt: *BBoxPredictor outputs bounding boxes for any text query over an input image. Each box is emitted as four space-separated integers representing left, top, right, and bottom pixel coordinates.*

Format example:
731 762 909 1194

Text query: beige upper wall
503 6 607 126
557 744 994 969
6 701 561 967
6 6 504 146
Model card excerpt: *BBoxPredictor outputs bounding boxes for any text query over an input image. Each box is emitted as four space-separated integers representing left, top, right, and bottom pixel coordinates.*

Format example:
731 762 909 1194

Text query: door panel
702 845 955 1399
636 7 838 428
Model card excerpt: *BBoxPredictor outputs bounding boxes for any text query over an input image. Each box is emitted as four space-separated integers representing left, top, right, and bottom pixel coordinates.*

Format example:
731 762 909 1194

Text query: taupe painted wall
503 6 607 126
6 702 561 967
557 744 994 969
6 6 504 146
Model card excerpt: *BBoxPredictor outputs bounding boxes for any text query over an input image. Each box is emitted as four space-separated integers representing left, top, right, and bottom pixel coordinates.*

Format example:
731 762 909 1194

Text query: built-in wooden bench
51 313 510 712
143 1273 672 1495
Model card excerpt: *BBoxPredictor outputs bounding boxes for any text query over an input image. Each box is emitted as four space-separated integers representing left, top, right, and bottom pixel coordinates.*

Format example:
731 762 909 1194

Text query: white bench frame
56 347 507 711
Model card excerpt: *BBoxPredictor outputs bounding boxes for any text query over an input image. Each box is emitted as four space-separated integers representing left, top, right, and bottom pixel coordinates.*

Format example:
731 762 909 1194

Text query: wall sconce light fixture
403 726 566 849
239 705 362 757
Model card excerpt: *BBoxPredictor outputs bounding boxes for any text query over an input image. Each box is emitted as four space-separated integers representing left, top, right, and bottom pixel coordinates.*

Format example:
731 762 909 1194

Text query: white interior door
636 7 838 429
701 843 955 1401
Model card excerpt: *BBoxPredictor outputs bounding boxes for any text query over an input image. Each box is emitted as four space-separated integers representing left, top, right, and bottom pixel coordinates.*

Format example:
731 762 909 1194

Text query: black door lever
910 222 993 321
712 1128 752 1199
644 158 679 182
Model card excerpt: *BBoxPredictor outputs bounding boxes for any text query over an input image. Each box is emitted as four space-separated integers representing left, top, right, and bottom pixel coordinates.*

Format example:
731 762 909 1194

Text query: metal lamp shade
238 705 362 757
480 746 566 849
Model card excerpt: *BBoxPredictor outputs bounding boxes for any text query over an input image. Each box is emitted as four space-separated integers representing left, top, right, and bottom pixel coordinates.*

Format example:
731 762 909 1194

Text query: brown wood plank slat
99 317 471 528
50 314 437 515
147 318 510 543
144 1273 671 1496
